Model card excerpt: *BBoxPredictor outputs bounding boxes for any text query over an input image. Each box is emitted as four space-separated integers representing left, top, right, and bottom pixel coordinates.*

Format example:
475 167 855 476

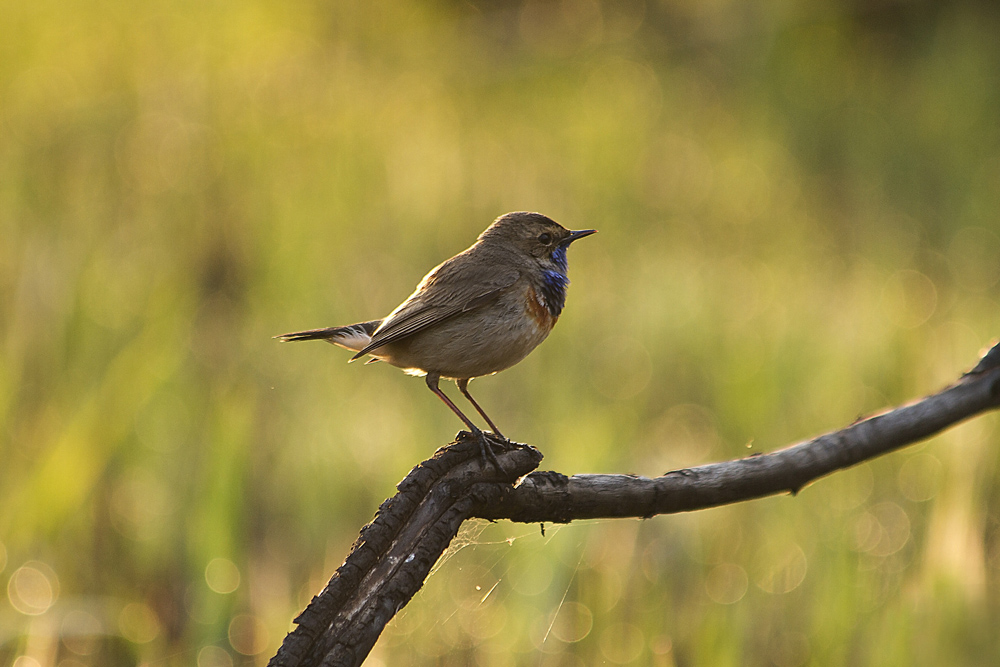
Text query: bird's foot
460 429 509 477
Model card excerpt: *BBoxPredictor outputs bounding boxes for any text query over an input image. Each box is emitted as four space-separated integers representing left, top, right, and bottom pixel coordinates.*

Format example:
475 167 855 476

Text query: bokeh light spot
8 562 59 615
599 622 645 663
850 502 911 557
881 270 937 329
756 543 807 594
61 610 103 655
828 464 875 513
705 563 748 604
118 602 160 644
110 468 171 540
228 614 270 655
850 511 882 553
55 659 87 667
197 645 233 667
457 601 508 641
650 403 720 467
650 633 673 655
205 557 241 594
549 601 593 643
869 502 911 557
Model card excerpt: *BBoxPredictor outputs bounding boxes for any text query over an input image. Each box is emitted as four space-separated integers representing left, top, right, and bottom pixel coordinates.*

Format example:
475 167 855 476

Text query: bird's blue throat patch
540 245 571 317
551 244 568 274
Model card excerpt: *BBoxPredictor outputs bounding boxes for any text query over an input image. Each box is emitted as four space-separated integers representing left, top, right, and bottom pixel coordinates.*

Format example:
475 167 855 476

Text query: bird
276 211 596 469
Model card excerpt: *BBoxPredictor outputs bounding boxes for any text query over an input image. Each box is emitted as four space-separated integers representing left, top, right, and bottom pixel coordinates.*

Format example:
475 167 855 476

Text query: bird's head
479 211 596 273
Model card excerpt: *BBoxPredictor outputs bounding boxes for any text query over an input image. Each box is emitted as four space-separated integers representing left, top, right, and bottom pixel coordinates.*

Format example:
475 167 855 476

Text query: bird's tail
275 320 382 353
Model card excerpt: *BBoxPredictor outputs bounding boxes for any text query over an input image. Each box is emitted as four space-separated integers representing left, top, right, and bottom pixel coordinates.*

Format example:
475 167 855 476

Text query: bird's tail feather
275 320 381 353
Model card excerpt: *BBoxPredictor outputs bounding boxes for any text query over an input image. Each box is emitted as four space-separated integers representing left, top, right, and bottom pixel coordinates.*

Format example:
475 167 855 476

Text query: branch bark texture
267 436 543 667
269 342 1000 667
475 355 1000 522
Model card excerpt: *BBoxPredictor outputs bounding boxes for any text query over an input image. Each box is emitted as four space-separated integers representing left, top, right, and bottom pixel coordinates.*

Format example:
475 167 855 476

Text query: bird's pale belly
375 286 555 379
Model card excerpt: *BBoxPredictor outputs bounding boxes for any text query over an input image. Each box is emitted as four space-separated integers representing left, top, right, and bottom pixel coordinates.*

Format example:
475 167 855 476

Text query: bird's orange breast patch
526 285 557 331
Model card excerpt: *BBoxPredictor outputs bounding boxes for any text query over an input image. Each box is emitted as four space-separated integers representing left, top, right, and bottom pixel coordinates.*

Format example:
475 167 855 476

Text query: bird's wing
351 261 520 360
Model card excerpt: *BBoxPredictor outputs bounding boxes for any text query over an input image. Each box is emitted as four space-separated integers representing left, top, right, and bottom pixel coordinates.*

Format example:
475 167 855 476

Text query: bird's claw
459 429 509 477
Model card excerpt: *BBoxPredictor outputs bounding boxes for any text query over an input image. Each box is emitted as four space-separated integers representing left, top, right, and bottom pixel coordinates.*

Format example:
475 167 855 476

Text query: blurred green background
3 0 1000 665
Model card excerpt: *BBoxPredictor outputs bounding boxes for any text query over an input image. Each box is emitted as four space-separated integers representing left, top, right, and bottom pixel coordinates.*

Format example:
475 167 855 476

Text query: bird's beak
565 229 597 244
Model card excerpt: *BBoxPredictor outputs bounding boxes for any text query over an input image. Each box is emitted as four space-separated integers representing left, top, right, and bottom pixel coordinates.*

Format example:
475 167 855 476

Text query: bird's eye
538 232 552 244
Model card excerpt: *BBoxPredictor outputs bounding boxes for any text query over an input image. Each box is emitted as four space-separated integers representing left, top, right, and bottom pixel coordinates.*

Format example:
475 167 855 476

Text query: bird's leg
425 373 504 474
456 378 505 439
425 373 479 432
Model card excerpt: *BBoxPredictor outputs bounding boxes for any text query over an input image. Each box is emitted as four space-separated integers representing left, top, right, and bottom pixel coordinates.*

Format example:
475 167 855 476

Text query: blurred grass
2 0 1000 665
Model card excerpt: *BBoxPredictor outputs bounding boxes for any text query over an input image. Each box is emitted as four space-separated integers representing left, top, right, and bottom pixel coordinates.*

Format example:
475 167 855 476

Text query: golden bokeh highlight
548 601 593 643
456 600 508 642
205 557 241 594
118 602 161 644
7 562 58 616
756 543 808 595
705 563 748 605
197 646 233 667
599 622 646 664
881 270 938 329
61 610 103 655
228 613 271 655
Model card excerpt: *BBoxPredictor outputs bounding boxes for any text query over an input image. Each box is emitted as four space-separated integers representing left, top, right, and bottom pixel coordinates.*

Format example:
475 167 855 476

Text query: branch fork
270 341 1000 667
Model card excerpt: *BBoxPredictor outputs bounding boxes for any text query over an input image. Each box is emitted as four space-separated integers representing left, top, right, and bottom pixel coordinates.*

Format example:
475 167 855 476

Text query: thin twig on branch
269 342 1000 667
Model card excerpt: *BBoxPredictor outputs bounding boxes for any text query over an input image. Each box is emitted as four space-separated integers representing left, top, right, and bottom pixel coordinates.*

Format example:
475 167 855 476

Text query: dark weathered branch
269 342 1000 667
475 352 1000 522
267 437 543 667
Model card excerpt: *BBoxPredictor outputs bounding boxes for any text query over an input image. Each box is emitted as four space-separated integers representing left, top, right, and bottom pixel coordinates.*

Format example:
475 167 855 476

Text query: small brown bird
277 212 596 466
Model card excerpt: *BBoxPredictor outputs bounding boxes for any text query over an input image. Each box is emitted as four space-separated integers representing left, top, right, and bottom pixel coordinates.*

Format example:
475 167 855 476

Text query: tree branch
268 341 1000 667
267 437 543 667
475 352 1000 522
